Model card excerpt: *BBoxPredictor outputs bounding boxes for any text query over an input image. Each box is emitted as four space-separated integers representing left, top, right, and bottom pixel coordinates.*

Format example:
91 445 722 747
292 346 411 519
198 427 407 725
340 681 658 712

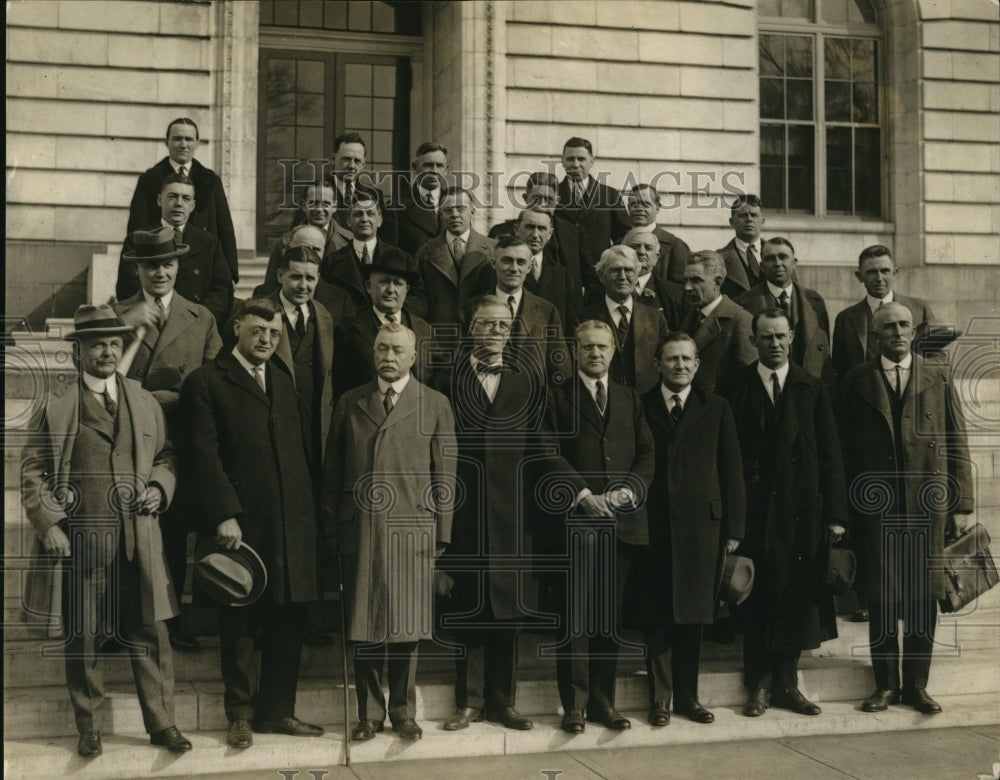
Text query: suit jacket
21 376 178 635
684 296 755 393
383 184 443 256
180 352 318 604
126 157 238 281
717 361 847 650
556 177 631 276
429 353 582 621
113 291 222 422
415 229 494 325
547 377 655 546
117 222 233 327
634 274 685 330
716 238 760 298
580 300 669 393
319 240 427 318
737 282 834 385
832 294 936 379
332 308 434 400
322 376 456 642
652 225 692 285
837 355 973 602
639 385 746 624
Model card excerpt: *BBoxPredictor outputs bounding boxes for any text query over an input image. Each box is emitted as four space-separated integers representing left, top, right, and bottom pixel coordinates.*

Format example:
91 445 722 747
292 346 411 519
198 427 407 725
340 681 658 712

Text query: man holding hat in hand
180 297 323 749
21 304 192 757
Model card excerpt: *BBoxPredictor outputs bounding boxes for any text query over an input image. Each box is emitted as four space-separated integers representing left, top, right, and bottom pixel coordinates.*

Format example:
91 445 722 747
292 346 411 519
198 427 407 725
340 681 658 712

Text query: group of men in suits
47 121 972 756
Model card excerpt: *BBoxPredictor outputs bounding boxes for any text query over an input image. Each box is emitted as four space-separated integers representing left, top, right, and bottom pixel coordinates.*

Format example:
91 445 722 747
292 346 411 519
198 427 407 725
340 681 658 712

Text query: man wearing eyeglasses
180 297 323 749
579 245 670 393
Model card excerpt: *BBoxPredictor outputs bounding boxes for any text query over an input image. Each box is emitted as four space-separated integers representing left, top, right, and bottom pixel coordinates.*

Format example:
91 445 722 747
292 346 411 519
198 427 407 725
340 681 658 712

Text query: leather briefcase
938 523 999 614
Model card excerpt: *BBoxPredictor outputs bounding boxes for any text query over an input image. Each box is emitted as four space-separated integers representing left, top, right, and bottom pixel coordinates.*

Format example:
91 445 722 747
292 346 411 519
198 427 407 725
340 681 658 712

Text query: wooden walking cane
337 553 351 766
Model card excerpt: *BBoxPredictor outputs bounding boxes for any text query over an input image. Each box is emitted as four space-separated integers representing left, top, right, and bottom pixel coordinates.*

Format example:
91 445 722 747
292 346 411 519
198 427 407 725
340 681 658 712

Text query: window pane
850 0 876 24
345 96 372 128
824 38 851 81
855 127 880 215
760 34 784 76
348 1 372 31
373 98 394 129
852 82 877 123
372 130 393 165
785 36 813 77
826 126 852 213
760 78 785 119
260 0 275 25
822 0 847 22
274 1 298 26
782 0 813 19
761 125 786 211
297 92 324 127
786 79 813 120
787 125 815 212
324 1 347 29
266 92 296 127
825 81 851 121
267 125 294 159
373 65 396 97
297 127 325 161
345 64 373 96
372 1 395 33
297 60 325 92
852 39 876 81
759 0 781 17
300 0 324 28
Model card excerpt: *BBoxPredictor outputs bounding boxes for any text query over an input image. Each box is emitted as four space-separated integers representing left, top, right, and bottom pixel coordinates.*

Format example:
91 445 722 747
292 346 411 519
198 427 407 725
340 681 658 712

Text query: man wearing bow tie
118 173 233 327
125 117 239 282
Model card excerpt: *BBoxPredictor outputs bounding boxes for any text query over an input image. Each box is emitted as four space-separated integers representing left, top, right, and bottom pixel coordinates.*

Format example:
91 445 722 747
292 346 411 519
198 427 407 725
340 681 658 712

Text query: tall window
759 0 883 217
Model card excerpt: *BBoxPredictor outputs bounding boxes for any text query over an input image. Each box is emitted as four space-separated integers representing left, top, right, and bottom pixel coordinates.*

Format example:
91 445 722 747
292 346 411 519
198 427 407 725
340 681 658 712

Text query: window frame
758 1 886 221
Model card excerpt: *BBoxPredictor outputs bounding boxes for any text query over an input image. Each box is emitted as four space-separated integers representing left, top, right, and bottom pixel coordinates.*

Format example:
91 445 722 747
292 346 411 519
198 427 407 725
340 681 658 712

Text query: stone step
4 640 997 740
4 692 999 777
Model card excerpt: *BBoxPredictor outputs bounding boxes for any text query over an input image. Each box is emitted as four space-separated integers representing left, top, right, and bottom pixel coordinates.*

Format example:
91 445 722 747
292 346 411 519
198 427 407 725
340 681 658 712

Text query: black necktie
686 309 705 337
778 290 789 315
343 180 353 205
595 380 607 416
173 226 183 247
746 244 761 280
102 387 117 418
771 372 781 407
670 394 682 422
507 295 516 319
154 295 166 328
294 305 306 338
361 244 371 264
616 305 630 345
383 387 396 416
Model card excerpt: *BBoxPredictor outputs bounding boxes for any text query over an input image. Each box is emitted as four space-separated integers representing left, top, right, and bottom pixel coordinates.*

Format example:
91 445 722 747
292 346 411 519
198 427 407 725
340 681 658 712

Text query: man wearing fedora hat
629 332 745 727
332 247 434 400
115 229 223 652
180 297 323 749
126 117 239 282
319 195 428 319
21 304 192 757
716 308 847 719
118 173 233 327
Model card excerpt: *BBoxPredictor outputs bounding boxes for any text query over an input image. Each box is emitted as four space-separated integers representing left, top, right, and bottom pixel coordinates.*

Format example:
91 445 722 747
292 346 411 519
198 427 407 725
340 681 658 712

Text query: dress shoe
253 716 325 737
743 688 770 717
850 607 870 622
901 688 942 714
561 709 585 734
168 628 201 652
772 688 822 716
861 688 900 712
77 730 102 758
587 707 631 730
648 701 670 726
392 718 423 740
227 719 253 748
443 707 482 730
351 719 384 741
486 705 533 730
150 725 193 753
674 700 715 723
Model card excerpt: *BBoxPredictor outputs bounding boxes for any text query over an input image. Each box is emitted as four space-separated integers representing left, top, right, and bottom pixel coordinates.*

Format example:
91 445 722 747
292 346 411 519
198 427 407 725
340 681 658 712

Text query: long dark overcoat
179 351 317 604
837 355 974 602
717 361 847 651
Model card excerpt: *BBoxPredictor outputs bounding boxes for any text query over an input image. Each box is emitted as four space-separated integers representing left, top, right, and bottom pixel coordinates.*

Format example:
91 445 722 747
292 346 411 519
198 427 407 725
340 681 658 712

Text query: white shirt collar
880 352 913 371
660 382 692 409
161 217 186 233
700 294 724 317
867 290 894 312
636 272 652 292
417 184 440 207
377 374 411 395
82 372 117 400
373 307 402 326
532 252 544 275
735 237 761 256
632 221 656 234
278 290 308 323
449 228 471 244
353 237 378 260
142 288 174 311
232 346 265 385
578 370 609 396
756 359 790 391
495 287 523 311
766 280 794 299
168 159 191 175
605 295 634 317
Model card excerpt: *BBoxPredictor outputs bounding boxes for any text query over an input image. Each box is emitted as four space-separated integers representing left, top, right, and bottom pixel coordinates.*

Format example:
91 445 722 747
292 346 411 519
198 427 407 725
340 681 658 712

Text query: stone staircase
4 333 999 777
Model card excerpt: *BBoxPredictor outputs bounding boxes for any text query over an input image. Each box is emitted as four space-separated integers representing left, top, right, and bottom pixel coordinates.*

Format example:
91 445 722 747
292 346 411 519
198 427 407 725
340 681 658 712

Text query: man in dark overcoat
837 302 974 715
547 319 655 734
431 296 580 733
125 117 238 282
115 227 223 651
632 332 745 726
323 322 456 742
716 309 847 719
179 297 323 748
21 304 191 757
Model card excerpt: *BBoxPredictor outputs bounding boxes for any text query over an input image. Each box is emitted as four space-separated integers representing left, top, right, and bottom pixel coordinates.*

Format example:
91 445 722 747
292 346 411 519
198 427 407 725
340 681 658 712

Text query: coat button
928 442 935 448
926 413 933 418
136 369 144 377
751 474 760 483
194 269 201 275
605 456 612 462
180 364 187 373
